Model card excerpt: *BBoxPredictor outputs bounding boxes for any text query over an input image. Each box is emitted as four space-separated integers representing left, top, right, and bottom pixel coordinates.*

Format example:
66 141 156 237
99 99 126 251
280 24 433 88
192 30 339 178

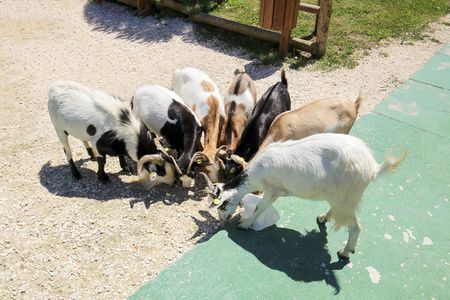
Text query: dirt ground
0 0 449 298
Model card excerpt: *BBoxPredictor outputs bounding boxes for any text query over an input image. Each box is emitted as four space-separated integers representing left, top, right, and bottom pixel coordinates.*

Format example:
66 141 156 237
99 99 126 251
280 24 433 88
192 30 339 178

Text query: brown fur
202 95 221 156
201 80 216 93
258 92 365 153
219 71 257 148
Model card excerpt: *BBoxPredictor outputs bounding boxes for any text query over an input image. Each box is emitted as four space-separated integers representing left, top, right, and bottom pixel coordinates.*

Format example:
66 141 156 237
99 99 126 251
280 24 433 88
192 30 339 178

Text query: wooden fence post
315 0 333 58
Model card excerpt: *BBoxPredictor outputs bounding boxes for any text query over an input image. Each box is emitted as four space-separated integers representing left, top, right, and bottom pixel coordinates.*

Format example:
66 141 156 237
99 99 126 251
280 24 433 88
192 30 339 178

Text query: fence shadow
222 219 347 294
83 1 280 80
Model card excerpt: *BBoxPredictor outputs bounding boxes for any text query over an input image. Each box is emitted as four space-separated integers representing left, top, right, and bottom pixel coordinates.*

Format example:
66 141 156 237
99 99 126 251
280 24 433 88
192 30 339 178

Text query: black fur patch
96 130 127 157
233 73 244 95
225 170 247 190
87 124 97 136
137 125 158 159
226 101 236 146
64 131 69 136
161 100 199 152
118 108 131 125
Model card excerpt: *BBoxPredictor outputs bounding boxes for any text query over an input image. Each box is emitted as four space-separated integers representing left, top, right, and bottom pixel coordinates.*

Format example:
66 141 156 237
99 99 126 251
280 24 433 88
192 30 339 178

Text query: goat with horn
131 84 207 188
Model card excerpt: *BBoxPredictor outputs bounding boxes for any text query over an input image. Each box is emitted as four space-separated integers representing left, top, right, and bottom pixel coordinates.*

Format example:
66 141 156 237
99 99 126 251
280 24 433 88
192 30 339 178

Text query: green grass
179 0 449 70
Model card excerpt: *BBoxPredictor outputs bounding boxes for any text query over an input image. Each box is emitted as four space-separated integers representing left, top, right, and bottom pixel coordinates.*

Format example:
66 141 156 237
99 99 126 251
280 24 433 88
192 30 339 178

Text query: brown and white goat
173 67 226 182
218 66 257 150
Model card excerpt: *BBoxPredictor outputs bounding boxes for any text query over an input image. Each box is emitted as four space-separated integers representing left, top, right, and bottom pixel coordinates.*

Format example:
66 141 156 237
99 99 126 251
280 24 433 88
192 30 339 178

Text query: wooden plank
272 0 286 31
260 0 276 29
283 0 300 30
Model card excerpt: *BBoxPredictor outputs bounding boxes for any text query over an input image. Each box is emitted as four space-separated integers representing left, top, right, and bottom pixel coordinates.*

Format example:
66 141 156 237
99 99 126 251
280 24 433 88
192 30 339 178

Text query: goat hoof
316 216 327 227
337 249 350 261
238 220 252 230
72 170 82 180
98 174 110 183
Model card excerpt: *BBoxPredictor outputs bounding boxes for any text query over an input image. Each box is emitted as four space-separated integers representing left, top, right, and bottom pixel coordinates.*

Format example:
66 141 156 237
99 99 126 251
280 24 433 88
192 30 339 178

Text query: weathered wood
299 2 320 15
315 0 333 58
259 0 276 29
279 28 291 57
284 0 300 30
272 0 286 31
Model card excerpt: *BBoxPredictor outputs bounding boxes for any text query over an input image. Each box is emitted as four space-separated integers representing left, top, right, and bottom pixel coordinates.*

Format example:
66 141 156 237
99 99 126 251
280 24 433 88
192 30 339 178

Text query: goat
203 133 407 258
173 67 226 182
230 91 366 170
223 69 291 181
131 84 206 188
48 80 175 186
218 65 257 150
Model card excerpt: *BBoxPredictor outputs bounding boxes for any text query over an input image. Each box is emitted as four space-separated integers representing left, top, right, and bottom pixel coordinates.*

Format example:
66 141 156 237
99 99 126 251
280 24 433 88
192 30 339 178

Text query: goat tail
354 89 368 114
237 64 246 74
280 68 288 88
376 148 408 179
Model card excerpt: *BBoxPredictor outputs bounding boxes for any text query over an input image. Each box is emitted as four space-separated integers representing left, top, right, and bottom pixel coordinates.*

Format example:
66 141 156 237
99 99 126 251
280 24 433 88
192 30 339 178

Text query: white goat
173 67 226 182
203 133 407 258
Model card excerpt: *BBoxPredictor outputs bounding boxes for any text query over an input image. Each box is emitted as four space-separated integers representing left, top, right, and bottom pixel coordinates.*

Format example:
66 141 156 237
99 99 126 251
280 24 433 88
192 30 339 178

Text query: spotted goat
48 80 175 186
131 84 206 188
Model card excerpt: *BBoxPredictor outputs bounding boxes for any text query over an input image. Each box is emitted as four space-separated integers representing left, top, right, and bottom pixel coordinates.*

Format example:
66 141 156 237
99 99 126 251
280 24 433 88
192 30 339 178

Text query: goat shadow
83 1 280 80
220 219 347 295
39 158 193 206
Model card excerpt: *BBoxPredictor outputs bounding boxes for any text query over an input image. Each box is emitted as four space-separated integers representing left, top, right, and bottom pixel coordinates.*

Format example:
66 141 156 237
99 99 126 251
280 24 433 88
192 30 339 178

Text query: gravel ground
1 0 449 298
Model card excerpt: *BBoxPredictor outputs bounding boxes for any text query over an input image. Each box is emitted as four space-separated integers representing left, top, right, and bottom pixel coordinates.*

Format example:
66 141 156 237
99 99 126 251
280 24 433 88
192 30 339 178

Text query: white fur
132 85 201 136
224 89 256 118
209 133 407 257
173 67 225 121
48 80 140 161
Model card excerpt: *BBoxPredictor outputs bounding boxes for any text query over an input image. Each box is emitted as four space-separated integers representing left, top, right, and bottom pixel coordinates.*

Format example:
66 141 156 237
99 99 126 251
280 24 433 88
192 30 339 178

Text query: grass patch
181 0 449 70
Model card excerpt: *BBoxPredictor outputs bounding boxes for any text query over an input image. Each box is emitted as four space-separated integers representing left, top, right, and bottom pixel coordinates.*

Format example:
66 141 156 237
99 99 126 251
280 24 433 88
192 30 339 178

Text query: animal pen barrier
94 0 333 58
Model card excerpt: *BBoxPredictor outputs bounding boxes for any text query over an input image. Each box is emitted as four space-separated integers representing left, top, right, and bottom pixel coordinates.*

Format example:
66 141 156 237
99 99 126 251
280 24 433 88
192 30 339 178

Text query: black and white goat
131 84 205 188
223 69 291 181
203 133 407 258
218 65 257 150
48 80 175 186
173 67 226 182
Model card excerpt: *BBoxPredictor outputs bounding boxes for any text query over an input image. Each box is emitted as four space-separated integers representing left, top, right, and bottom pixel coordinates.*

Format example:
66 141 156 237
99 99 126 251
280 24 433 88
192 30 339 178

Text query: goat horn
154 136 169 155
137 154 164 174
162 153 182 175
187 152 211 173
214 145 228 162
199 172 215 191
201 187 216 196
